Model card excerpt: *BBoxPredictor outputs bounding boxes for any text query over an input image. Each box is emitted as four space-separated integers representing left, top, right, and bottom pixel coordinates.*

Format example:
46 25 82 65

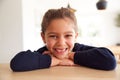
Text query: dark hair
41 7 78 34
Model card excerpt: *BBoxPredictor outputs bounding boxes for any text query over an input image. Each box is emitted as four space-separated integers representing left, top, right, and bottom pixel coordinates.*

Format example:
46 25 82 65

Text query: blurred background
0 0 120 63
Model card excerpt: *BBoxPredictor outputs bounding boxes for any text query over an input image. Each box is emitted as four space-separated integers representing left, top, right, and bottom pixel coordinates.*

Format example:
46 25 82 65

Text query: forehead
45 18 76 34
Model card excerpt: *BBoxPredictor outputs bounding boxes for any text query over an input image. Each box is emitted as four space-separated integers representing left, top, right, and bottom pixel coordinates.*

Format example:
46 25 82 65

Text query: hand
59 58 75 66
68 52 75 60
59 52 75 66
43 51 60 67
43 51 75 66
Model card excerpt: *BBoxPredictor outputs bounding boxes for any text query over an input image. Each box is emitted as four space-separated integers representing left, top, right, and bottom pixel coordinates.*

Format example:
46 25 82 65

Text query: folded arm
10 50 51 71
72 44 117 70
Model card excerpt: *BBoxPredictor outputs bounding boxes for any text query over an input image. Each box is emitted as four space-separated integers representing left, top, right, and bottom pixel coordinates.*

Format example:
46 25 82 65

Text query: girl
10 8 116 71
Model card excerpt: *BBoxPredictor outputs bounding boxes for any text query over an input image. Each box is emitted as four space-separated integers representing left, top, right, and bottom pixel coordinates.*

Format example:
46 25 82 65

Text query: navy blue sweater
10 43 116 71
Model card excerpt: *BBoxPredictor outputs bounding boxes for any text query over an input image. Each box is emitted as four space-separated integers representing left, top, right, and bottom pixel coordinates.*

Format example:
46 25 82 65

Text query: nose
57 36 66 46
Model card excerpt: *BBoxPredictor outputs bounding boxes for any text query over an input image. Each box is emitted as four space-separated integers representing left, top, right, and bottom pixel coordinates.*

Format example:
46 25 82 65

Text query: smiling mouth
54 48 68 54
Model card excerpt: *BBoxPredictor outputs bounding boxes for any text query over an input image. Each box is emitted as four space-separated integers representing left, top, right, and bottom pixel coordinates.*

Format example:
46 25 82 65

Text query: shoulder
72 43 84 51
37 46 48 53
73 43 95 51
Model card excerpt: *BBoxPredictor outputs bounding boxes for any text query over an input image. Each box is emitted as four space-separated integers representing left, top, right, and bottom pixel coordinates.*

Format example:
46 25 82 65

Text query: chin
56 55 67 59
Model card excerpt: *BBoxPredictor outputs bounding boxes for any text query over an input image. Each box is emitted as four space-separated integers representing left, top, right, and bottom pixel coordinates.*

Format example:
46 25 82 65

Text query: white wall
0 0 23 63
22 0 37 50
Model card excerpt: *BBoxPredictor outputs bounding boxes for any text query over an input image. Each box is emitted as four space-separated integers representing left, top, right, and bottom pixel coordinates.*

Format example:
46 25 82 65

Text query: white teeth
55 49 66 53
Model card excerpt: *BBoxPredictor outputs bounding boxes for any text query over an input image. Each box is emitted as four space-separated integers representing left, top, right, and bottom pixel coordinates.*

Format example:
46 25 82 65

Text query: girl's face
41 18 78 59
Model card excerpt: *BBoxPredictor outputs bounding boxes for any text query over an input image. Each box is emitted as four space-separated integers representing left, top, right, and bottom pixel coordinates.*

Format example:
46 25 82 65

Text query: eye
49 35 57 39
65 34 73 38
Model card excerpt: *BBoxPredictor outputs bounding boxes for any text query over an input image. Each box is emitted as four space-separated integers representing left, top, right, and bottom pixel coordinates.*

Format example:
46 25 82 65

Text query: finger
68 52 75 60
43 51 50 54
59 59 74 66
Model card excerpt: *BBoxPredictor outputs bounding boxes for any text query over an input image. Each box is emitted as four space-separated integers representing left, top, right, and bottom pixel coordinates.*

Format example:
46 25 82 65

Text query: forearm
74 48 117 70
10 50 51 71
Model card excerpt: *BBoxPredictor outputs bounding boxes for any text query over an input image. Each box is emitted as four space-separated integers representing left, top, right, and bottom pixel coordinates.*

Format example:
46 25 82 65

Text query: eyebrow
64 31 74 34
47 32 57 35
47 31 74 35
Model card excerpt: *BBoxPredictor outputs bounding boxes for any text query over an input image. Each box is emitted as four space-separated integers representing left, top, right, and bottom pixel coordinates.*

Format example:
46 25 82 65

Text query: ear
75 32 78 39
41 32 46 43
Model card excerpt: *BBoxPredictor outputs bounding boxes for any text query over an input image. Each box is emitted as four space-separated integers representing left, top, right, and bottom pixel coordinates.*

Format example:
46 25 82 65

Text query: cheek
67 38 76 48
46 39 55 49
